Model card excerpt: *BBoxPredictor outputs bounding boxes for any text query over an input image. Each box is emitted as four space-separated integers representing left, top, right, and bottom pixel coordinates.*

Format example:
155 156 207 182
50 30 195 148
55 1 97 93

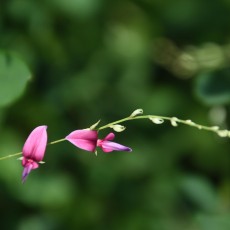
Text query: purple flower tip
22 159 39 183
65 129 98 152
97 132 132 153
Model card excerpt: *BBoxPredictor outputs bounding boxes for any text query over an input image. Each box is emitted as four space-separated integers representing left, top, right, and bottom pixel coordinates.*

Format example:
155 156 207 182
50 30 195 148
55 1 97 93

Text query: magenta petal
100 147 114 153
65 129 98 152
22 158 39 169
104 133 115 141
66 139 97 152
22 126 48 162
66 129 98 140
101 141 132 152
22 157 27 166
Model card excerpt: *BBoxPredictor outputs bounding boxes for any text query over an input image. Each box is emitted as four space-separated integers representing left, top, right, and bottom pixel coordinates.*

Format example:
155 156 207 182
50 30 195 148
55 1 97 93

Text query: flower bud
211 126 219 131
110 124 126 132
90 120 101 130
149 117 164 124
217 130 228 137
185 120 195 125
171 117 178 127
130 109 143 117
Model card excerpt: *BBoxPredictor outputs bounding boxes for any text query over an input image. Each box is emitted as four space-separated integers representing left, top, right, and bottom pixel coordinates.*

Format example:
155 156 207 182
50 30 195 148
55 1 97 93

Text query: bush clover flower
1 108 229 185
65 129 98 152
97 132 132 153
22 126 48 183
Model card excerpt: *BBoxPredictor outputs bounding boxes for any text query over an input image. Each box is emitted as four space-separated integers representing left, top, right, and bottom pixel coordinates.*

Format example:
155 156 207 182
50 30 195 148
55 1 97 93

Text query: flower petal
22 164 33 183
22 158 39 169
22 161 39 183
65 129 98 152
66 129 98 140
22 126 48 162
101 141 132 152
67 139 97 152
103 133 115 141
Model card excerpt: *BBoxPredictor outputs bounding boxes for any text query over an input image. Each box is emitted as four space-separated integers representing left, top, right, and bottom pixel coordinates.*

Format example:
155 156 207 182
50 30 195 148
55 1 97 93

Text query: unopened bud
185 120 195 125
130 109 143 117
211 126 219 131
110 124 126 132
171 117 178 127
90 120 101 130
217 130 228 137
149 117 164 124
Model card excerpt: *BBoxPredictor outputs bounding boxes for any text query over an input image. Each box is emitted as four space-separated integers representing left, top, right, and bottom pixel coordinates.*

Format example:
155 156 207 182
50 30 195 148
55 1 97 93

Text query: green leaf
195 69 230 105
180 175 218 212
50 0 100 18
196 214 230 230
0 52 31 108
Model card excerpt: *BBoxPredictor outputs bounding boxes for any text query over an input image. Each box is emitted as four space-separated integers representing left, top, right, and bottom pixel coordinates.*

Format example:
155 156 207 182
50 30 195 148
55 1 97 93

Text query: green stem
0 152 22 161
48 138 66 145
0 138 66 161
98 115 222 135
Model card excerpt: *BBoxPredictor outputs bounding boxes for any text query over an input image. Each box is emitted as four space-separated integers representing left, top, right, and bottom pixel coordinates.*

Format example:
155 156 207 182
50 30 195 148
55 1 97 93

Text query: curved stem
98 115 225 136
0 113 228 161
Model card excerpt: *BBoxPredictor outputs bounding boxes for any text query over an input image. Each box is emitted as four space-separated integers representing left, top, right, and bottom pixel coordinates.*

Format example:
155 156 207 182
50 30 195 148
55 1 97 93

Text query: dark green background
0 0 230 229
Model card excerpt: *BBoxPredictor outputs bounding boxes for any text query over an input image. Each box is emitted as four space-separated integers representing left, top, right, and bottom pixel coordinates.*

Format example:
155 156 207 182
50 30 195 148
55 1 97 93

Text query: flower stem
0 113 228 161
0 152 22 161
48 138 66 145
0 138 66 161
98 115 226 136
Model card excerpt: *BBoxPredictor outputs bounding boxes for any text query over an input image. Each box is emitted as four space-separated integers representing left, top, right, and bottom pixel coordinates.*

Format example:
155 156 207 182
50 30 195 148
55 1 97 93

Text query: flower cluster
21 127 132 183
2 109 227 183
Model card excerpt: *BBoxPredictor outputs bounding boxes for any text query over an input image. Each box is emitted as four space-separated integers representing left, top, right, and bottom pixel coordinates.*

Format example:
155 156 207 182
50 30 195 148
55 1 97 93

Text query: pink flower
65 129 98 152
22 126 48 183
97 133 132 152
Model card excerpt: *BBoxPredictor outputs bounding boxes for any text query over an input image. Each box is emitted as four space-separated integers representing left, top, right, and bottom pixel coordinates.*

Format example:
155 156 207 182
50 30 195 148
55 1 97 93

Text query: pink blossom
97 133 132 152
65 129 98 152
22 126 48 183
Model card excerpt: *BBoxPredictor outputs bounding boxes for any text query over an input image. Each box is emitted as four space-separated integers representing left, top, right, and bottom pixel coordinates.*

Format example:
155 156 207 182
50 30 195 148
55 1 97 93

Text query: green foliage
196 70 230 105
0 0 230 229
180 175 219 212
0 52 31 108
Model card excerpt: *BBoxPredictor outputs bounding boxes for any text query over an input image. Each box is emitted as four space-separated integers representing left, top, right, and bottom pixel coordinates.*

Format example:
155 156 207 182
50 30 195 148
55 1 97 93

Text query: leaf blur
0 0 230 229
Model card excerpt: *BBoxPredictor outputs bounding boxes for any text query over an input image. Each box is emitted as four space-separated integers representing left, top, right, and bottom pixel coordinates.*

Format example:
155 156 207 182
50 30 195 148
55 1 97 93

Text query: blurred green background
0 0 230 229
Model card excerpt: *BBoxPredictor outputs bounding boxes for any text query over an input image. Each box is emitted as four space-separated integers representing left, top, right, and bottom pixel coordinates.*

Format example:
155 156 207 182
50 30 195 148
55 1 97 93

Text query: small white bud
110 124 126 132
130 109 143 117
211 126 219 131
149 117 164 124
90 120 101 130
217 130 228 137
171 117 178 127
17 157 23 161
185 120 195 125
94 151 97 156
39 161 45 164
